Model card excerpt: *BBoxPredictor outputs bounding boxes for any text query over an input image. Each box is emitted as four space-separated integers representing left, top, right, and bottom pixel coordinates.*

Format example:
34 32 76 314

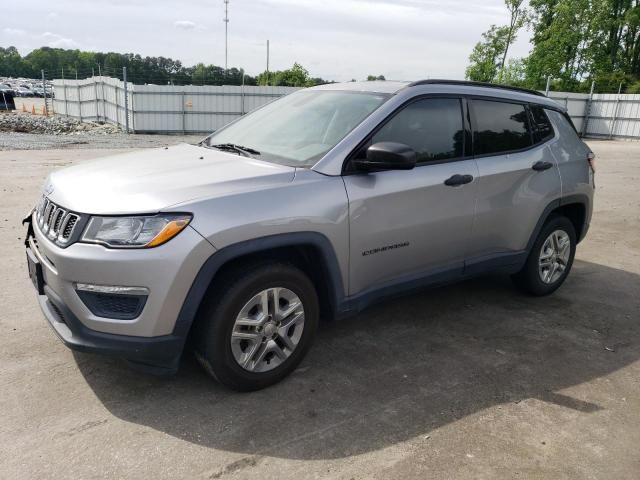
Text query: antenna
223 0 229 72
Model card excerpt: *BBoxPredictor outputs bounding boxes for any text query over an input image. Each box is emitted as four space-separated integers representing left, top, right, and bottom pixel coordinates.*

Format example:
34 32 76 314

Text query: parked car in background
31 87 45 97
0 89 15 110
14 87 33 97
24 80 595 391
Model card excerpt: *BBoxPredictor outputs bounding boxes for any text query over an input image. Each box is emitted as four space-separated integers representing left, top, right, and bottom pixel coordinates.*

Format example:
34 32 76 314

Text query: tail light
587 151 596 173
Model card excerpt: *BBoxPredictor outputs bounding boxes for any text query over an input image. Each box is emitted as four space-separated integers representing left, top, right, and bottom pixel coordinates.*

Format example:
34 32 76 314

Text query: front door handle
444 174 474 187
532 160 553 171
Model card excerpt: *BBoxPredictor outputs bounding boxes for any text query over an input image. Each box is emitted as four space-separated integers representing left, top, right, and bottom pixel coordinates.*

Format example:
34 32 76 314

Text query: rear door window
472 100 532 155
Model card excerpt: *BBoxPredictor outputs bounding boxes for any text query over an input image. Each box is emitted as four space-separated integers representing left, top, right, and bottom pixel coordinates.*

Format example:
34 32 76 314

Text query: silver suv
24 80 594 390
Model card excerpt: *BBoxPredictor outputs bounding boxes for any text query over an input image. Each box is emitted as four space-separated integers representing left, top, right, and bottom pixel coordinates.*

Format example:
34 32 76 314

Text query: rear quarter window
530 105 554 143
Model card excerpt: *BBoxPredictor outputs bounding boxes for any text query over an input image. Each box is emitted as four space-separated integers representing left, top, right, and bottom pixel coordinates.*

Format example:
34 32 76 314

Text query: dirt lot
1 138 639 479
0 131 203 150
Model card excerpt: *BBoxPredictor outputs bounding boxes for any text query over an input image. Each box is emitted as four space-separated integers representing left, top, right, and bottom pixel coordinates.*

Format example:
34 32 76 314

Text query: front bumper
38 282 183 373
24 210 216 371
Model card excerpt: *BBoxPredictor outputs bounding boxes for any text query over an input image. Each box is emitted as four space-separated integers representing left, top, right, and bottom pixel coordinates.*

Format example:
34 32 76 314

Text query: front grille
36 197 83 246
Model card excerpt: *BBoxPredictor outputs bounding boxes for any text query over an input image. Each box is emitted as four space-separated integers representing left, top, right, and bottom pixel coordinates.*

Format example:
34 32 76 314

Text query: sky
2 0 533 82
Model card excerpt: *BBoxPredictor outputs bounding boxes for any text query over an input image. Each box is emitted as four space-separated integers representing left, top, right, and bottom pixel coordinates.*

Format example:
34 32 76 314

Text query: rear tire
512 214 577 296
194 262 319 391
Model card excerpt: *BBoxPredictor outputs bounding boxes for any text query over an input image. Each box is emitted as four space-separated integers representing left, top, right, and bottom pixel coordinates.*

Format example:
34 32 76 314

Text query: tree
500 58 527 85
192 63 207 85
256 62 328 87
0 47 24 77
524 0 602 89
276 62 311 86
465 25 511 82
589 0 640 88
1 46 330 87
465 0 527 84
366 75 386 81
497 0 528 81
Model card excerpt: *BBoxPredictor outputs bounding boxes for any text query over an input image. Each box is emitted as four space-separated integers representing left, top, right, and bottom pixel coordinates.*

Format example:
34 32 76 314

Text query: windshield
205 90 389 166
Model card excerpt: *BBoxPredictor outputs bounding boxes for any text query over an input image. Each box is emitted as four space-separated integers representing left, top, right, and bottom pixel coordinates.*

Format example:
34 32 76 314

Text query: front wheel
194 262 319 391
512 215 577 296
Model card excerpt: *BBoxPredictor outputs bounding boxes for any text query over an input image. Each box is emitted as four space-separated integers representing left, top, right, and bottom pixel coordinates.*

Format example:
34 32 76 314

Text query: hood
44 143 296 215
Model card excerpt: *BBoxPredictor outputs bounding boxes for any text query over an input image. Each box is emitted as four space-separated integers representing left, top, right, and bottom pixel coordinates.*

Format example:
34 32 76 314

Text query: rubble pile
0 114 121 135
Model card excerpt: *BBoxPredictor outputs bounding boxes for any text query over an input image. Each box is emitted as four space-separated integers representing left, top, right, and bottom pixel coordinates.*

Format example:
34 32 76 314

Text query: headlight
81 214 192 248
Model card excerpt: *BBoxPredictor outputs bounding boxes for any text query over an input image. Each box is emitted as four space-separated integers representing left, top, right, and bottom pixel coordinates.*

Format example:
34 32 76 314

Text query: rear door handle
532 161 553 171
444 174 474 187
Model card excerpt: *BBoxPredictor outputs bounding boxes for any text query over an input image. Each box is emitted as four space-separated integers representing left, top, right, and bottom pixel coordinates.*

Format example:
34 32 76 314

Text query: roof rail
407 79 546 97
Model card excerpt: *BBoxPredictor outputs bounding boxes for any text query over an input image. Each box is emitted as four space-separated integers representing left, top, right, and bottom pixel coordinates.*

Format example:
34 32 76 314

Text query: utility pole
544 75 551 96
581 81 595 138
41 70 48 116
123 66 129 134
610 82 623 139
241 71 245 114
224 0 229 72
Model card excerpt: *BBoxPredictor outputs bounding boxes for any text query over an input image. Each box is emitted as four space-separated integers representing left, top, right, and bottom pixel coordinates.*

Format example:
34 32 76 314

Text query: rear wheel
194 262 319 391
512 215 577 296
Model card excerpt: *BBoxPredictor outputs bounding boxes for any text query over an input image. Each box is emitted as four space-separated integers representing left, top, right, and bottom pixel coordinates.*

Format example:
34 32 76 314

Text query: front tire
194 262 319 391
512 214 577 296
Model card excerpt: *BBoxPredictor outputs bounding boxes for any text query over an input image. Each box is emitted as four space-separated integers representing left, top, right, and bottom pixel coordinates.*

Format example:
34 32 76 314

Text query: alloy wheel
538 229 571 284
230 287 305 372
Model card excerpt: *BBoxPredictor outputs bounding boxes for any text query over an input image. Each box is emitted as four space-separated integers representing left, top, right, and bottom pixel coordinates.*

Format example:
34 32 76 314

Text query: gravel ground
0 131 203 150
1 139 640 479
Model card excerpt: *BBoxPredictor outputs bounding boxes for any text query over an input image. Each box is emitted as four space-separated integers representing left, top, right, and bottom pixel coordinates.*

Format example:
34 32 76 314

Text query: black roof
407 79 546 98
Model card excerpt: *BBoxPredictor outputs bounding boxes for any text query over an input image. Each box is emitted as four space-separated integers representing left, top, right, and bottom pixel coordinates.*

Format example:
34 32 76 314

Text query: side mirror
353 142 417 172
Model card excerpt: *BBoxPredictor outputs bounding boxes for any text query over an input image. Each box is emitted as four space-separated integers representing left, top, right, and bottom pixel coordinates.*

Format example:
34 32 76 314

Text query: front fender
171 232 347 338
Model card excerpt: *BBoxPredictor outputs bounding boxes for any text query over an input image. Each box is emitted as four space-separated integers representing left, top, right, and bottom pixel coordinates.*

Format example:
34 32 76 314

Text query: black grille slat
52 209 65 234
62 215 78 239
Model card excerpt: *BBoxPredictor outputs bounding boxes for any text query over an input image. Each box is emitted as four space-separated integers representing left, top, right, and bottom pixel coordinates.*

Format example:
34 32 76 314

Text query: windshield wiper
208 143 261 157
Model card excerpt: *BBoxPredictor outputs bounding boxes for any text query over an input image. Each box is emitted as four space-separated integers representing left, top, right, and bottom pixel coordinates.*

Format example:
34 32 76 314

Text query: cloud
3 28 26 36
41 32 77 48
174 20 197 30
4 0 533 81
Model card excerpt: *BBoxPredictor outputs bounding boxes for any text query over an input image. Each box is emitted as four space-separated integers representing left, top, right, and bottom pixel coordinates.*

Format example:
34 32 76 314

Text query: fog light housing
75 283 148 320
